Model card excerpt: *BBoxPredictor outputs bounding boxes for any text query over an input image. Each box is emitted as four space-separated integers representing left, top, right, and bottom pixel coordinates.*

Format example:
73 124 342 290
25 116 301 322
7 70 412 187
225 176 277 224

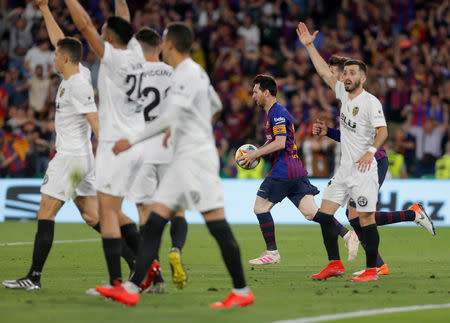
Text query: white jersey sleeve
209 85 222 115
368 97 387 128
127 37 145 60
79 63 92 84
335 81 347 102
71 80 97 115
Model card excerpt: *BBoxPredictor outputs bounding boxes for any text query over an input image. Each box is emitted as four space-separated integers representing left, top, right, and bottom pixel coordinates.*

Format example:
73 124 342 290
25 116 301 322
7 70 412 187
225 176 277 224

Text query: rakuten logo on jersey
274 117 285 124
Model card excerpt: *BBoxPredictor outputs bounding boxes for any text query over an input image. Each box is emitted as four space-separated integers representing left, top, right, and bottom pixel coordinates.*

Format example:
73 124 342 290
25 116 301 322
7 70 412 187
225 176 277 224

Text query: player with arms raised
2 0 99 290
298 21 388 281
97 22 253 308
64 0 145 287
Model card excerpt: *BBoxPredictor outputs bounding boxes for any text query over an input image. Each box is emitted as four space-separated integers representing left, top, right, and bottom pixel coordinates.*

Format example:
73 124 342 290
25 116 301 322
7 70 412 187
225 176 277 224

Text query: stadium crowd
0 0 449 179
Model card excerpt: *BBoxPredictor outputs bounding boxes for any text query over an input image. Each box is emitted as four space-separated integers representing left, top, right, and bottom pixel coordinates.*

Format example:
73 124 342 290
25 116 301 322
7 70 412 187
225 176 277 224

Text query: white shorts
322 161 379 212
41 152 96 202
95 141 144 197
127 163 168 205
153 149 224 213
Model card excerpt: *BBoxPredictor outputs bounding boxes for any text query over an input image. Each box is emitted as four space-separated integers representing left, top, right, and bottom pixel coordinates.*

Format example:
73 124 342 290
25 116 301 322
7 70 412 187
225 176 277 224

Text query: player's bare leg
3 194 63 290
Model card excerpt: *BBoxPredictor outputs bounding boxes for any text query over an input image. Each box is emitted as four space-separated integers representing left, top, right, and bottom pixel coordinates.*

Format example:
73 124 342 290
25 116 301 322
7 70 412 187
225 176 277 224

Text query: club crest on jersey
352 107 359 116
59 88 65 97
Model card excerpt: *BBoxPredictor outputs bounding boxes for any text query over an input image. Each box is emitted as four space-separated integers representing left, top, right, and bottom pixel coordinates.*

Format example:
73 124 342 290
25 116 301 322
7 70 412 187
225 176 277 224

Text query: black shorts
349 156 389 208
256 176 320 207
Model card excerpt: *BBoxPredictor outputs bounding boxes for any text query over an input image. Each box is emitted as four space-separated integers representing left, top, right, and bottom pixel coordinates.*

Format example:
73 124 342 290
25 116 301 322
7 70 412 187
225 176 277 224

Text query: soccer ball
235 144 260 169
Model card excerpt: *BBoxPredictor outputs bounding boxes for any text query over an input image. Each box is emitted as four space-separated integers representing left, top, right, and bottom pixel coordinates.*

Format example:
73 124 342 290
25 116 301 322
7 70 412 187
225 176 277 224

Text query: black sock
27 220 55 283
350 218 384 267
102 238 122 285
206 219 246 289
130 212 168 286
313 211 340 261
361 224 379 268
120 223 141 254
92 222 101 233
170 216 188 250
92 222 136 270
333 217 349 238
256 212 277 251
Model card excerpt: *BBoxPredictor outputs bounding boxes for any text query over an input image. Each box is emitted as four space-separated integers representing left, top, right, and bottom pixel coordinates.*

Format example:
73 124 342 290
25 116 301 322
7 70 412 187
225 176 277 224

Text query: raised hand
296 22 318 46
35 0 48 8
312 119 328 136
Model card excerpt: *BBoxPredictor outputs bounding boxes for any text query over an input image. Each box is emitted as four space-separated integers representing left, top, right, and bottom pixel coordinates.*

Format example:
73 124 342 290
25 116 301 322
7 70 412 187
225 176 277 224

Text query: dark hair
328 55 351 72
57 37 82 64
165 22 194 54
253 74 277 96
344 59 367 75
106 16 133 46
135 27 161 50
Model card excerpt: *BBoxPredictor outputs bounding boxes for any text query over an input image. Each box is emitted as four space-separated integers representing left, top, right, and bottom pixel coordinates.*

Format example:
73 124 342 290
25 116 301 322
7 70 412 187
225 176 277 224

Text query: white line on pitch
273 303 450 323
0 238 100 247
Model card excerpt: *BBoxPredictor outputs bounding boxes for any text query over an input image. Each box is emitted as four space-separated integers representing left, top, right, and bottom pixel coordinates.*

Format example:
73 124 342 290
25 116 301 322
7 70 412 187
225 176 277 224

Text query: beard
345 79 361 93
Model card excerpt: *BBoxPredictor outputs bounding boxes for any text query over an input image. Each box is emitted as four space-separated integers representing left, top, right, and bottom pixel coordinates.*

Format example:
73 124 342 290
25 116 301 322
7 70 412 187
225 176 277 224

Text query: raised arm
64 0 105 57
296 22 337 91
36 0 64 47
115 0 130 22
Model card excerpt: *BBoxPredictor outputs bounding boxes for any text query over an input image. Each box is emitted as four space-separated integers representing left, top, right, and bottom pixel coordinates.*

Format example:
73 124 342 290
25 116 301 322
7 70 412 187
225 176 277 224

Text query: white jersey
139 61 173 163
167 58 217 157
97 38 146 141
335 81 387 165
55 70 97 156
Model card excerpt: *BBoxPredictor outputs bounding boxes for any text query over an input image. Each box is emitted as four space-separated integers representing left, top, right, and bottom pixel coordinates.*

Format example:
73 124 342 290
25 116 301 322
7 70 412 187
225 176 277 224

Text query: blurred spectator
406 118 446 177
8 13 33 67
0 0 448 178
435 141 450 179
24 38 54 78
26 65 50 120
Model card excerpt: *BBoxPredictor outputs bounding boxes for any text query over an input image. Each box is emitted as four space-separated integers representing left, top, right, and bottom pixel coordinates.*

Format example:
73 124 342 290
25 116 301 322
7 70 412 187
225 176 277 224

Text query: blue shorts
256 176 320 207
349 156 388 208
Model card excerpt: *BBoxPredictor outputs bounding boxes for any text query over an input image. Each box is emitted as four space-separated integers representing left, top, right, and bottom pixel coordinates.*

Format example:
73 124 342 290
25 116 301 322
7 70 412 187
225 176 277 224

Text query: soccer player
2 0 132 291
240 74 359 266
312 55 435 275
64 0 145 287
126 27 188 293
98 22 254 308
298 21 388 281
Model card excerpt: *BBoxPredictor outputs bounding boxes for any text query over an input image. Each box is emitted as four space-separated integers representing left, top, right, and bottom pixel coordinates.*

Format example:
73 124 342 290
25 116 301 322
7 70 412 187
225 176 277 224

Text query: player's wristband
367 146 377 154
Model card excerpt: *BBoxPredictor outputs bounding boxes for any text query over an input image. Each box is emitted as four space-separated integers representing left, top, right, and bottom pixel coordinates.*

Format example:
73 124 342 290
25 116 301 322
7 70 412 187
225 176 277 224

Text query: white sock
122 281 139 294
267 249 278 254
232 286 250 295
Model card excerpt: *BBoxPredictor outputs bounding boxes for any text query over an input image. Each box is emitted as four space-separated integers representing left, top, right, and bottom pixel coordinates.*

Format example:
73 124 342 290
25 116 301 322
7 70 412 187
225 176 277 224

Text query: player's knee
81 212 97 227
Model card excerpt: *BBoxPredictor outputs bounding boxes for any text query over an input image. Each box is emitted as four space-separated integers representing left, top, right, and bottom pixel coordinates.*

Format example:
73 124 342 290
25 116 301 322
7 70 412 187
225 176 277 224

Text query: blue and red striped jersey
264 102 308 178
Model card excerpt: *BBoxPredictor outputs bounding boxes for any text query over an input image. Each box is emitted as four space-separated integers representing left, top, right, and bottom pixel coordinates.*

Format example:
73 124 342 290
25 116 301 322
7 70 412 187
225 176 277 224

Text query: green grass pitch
0 222 449 323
